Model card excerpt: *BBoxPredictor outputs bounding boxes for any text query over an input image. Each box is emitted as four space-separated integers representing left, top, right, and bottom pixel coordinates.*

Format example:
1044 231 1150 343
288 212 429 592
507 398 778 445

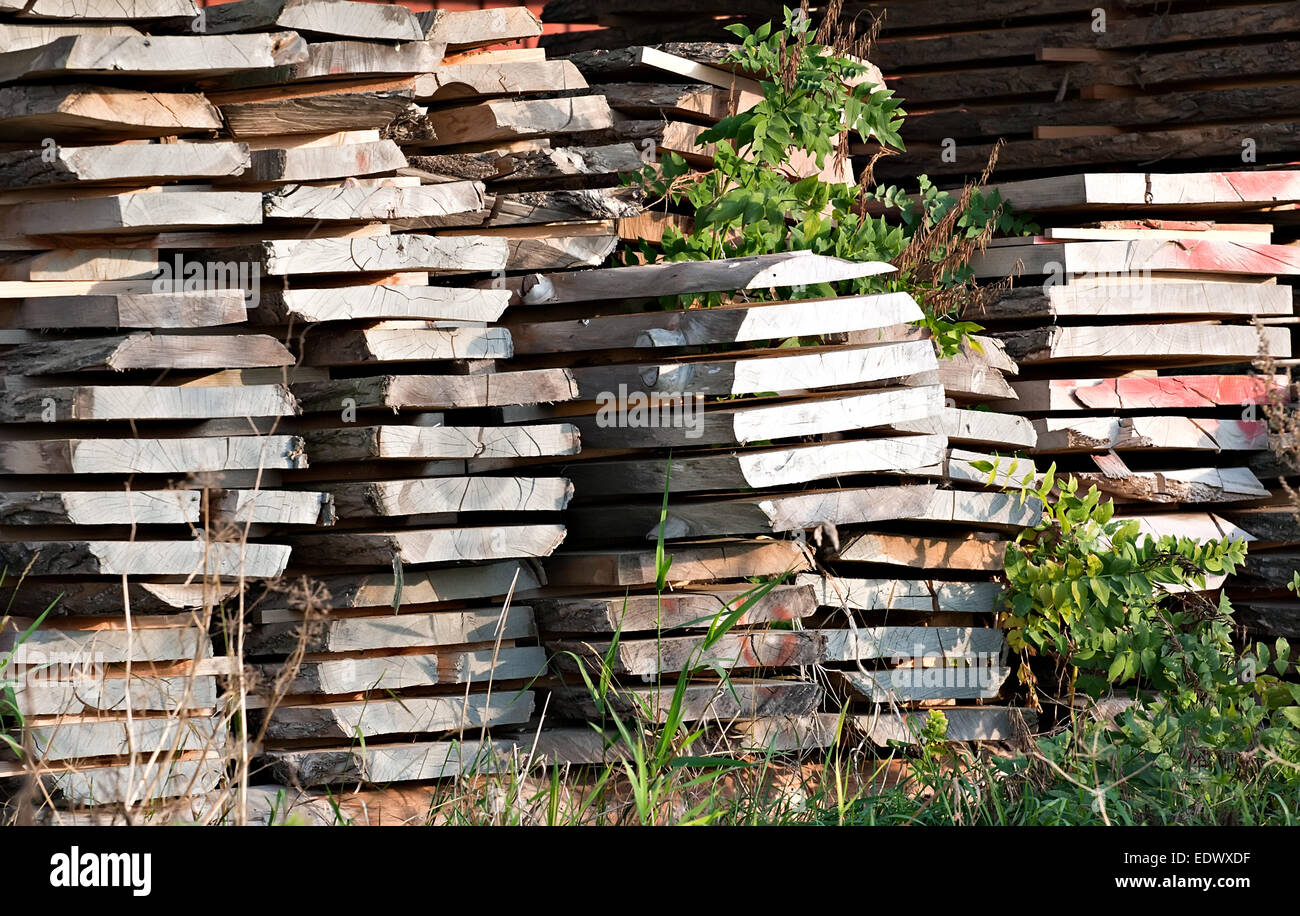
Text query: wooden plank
888 406 1036 450
498 231 619 270
3 621 207 664
973 239 1300 279
918 489 1043 529
0 22 143 53
259 692 534 741
821 626 1006 662
981 279 1294 320
1121 512 1255 544
2 289 249 329
0 84 222 140
294 369 575 412
1238 551 1300 588
300 323 512 366
637 45 764 96
549 679 822 723
601 80 759 120
1218 508 1300 546
265 646 546 695
407 96 613 148
943 448 1038 488
0 190 262 236
562 436 946 495
0 221 392 252
287 525 568 565
411 60 586 101
248 606 536 656
263 729 605 786
856 708 1038 745
217 86 413 137
543 539 809 588
570 340 937 399
409 142 643 188
1072 466 1270 504
884 123 1300 179
0 540 289 577
3 333 291 374
251 284 507 324
1033 416 1271 453
0 489 199 525
997 374 1292 413
892 42 1300 105
440 47 547 66
1 384 295 422
565 385 944 449
551 630 825 676
214 489 330 525
252 560 541 620
997 324 1291 365
398 186 642 231
905 349 1018 402
1043 223 1274 244
419 7 542 49
531 583 816 632
567 484 939 540
1237 602 1300 637
264 178 485 221
325 476 572 517
834 532 1008 571
305 423 578 462
490 252 894 305
0 435 306 474
0 32 308 83
25 714 224 762
0 142 249 188
837 666 1010 703
797 573 1003 613
17 0 198 19
0 248 156 281
203 0 424 41
509 291 923 353
243 138 407 183
237 38 445 84
585 115 714 164
13 673 215 717
910 84 1300 143
732 713 838 753
987 170 1300 213
13 581 236 617
239 233 505 276
41 757 222 805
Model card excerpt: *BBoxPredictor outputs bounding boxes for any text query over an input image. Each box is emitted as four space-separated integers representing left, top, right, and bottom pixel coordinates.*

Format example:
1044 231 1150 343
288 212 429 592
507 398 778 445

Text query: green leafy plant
625 6 1037 357
974 459 1300 774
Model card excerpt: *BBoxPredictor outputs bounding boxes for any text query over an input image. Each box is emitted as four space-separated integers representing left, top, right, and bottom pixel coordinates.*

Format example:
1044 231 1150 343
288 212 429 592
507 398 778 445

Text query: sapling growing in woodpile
625 2 1037 358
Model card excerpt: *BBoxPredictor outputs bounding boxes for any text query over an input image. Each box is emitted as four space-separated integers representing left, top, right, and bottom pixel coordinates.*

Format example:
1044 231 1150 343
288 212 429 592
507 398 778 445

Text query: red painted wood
1074 375 1291 410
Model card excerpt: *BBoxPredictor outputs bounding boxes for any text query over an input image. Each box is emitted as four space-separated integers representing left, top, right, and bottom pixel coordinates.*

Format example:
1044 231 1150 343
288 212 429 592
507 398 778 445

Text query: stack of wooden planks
0 614 231 807
540 0 1300 182
0 0 641 808
495 249 1038 748
969 169 1300 639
